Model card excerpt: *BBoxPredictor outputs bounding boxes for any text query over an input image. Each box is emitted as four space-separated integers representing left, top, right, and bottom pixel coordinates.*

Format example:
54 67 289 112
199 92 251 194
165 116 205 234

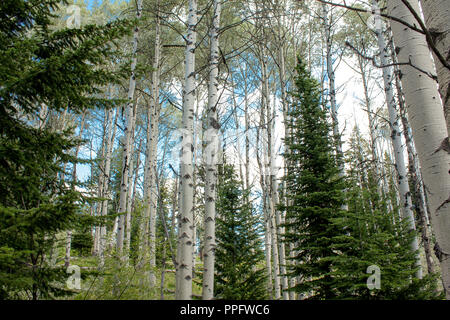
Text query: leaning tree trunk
176 0 197 300
387 0 450 299
117 0 142 254
373 2 422 278
202 0 221 300
419 0 450 133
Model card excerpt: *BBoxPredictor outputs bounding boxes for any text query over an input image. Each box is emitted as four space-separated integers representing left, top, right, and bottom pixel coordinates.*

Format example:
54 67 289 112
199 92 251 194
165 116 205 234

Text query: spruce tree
329 128 442 300
0 0 131 299
280 57 347 299
214 164 267 300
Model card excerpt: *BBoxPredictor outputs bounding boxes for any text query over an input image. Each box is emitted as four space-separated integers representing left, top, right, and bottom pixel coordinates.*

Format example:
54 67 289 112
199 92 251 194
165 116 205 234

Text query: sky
73 0 391 188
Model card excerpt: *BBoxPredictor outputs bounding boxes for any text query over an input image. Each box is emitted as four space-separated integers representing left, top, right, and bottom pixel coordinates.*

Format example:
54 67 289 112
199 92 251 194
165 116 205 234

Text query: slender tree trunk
176 0 197 300
373 3 422 278
125 102 139 256
202 0 221 300
322 3 344 165
256 116 272 300
117 0 142 254
99 108 118 266
146 5 162 287
388 0 450 298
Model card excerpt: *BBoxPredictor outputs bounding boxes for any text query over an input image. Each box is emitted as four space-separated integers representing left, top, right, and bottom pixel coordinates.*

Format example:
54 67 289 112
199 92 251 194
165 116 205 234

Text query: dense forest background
1 0 449 300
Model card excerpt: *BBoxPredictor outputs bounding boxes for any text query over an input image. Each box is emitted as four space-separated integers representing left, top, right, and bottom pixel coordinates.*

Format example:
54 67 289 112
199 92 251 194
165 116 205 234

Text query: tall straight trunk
373 2 422 278
394 57 435 274
322 3 344 164
146 5 162 287
117 0 142 253
94 110 108 256
269 80 289 300
401 105 435 274
125 103 138 254
420 0 450 133
99 108 118 266
278 42 296 300
356 56 390 209
261 49 281 300
176 0 197 300
202 0 221 300
388 0 450 298
256 117 273 300
131 139 142 214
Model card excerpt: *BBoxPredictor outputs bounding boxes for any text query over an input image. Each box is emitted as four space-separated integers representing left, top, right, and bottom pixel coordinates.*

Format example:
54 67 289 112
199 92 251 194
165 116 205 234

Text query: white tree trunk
420 0 450 132
373 2 422 278
176 0 197 300
261 50 281 300
388 0 450 298
202 0 221 300
125 108 137 254
256 116 273 299
146 5 162 287
99 108 117 266
322 3 344 163
117 0 142 253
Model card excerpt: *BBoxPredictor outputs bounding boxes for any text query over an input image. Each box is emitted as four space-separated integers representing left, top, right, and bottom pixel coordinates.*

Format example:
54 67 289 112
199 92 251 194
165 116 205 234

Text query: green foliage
280 57 347 299
0 0 131 299
214 164 267 300
281 59 442 299
71 231 93 257
330 127 443 300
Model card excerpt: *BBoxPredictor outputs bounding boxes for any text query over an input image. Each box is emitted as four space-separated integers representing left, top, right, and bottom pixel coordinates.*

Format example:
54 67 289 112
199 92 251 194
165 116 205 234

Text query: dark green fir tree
280 57 347 299
0 0 131 299
329 127 442 299
214 164 267 300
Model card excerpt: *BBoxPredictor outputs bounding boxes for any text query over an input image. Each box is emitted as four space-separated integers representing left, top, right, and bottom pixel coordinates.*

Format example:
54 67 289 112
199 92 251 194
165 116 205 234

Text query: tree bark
373 1 422 278
176 0 197 300
387 0 450 298
202 0 221 300
117 0 142 254
420 0 450 133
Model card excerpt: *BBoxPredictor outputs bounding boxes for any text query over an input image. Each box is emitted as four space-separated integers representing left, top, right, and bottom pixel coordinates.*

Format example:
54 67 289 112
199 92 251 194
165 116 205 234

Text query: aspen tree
372 1 422 278
387 0 450 298
99 108 118 267
420 0 450 132
202 0 221 300
117 0 143 253
176 0 197 300
141 0 162 286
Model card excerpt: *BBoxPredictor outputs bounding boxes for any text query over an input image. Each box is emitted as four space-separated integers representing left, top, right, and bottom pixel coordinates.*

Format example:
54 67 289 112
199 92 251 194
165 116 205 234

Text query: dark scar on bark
432 137 450 155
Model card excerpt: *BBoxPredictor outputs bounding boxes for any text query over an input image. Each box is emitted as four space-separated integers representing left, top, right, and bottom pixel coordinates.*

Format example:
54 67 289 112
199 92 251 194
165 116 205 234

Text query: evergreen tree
329 128 442 300
214 164 267 300
280 57 347 299
0 0 130 299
